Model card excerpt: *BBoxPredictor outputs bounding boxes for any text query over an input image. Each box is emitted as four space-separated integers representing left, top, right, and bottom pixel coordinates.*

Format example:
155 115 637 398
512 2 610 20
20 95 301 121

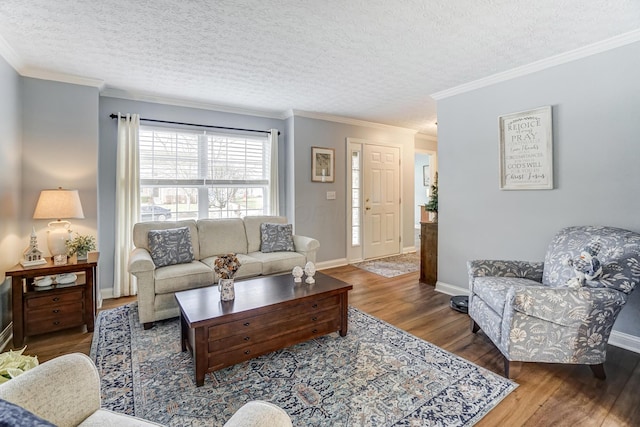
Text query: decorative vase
304 261 316 285
219 278 235 301
77 251 88 261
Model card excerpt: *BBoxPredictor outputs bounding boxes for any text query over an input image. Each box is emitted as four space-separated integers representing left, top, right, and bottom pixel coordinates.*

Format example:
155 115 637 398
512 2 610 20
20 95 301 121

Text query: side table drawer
26 288 84 309
25 305 85 335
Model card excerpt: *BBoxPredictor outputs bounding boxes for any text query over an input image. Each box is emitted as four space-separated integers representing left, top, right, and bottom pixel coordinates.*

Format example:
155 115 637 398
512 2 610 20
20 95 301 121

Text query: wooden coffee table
175 272 353 386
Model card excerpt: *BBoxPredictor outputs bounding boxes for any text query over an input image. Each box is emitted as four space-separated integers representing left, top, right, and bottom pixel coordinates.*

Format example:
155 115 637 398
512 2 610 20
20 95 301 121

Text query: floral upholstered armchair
468 226 640 379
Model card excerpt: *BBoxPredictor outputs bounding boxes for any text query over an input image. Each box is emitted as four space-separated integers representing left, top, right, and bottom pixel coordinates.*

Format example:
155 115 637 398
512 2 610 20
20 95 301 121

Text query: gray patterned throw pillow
148 227 195 267
260 223 295 253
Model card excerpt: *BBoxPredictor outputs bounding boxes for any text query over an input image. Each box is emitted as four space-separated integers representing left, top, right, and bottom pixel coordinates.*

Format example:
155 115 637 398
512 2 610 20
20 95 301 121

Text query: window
139 126 272 221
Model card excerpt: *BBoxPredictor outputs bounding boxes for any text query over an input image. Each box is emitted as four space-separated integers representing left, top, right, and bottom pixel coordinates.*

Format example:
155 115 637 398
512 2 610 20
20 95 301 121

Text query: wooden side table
6 252 98 347
420 222 437 285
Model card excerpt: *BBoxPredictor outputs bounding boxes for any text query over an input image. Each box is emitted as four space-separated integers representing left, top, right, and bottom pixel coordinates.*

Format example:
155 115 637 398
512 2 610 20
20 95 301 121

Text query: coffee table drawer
208 318 340 371
207 294 340 340
208 304 340 352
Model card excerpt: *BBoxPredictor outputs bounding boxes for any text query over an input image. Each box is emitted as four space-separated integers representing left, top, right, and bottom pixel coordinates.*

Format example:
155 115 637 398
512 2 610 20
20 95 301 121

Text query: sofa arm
510 285 627 327
292 235 320 263
0 353 101 426
468 260 544 282
224 400 292 427
128 247 155 274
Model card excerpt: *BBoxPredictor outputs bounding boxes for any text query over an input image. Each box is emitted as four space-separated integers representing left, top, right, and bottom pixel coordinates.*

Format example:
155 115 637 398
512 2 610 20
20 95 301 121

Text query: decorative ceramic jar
304 261 316 285
219 278 235 301
292 266 303 283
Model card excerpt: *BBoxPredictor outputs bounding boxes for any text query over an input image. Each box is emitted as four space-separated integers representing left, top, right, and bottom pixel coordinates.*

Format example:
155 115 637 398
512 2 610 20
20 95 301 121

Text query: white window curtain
269 129 279 215
114 113 140 297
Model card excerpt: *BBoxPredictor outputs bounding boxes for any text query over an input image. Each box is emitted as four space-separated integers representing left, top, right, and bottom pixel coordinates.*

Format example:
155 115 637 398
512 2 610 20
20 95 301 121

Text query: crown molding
432 29 640 100
288 109 418 135
415 132 437 142
0 34 23 71
100 87 285 120
21 66 104 88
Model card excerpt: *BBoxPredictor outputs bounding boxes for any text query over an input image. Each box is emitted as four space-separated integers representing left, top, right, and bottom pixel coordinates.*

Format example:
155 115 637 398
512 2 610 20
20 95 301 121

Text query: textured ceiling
1 1 639 135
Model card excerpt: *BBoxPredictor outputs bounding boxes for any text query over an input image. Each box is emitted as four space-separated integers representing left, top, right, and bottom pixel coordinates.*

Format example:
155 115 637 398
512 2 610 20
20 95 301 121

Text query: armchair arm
292 235 320 263
468 260 544 282
0 353 100 426
224 400 293 427
510 285 627 327
128 247 155 274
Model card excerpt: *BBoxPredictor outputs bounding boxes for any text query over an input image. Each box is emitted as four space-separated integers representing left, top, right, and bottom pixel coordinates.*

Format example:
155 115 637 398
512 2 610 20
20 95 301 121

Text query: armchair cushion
148 227 195 268
472 277 538 315
467 260 544 282
542 225 640 292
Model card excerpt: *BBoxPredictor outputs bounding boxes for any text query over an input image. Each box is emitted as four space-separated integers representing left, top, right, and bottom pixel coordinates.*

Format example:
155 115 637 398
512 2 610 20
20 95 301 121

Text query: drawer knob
244 350 251 355
53 321 60 325
312 304 318 308
52 309 60 314
244 336 250 341
52 297 60 302
243 322 250 326
312 316 318 321
312 329 318 334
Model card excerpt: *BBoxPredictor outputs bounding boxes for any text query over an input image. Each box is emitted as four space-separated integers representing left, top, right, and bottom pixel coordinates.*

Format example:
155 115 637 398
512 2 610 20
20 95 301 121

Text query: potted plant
424 172 438 222
66 233 97 260
0 346 38 383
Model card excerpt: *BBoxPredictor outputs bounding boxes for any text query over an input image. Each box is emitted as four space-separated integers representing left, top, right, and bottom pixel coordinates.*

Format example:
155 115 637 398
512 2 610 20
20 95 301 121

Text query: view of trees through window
139 127 271 221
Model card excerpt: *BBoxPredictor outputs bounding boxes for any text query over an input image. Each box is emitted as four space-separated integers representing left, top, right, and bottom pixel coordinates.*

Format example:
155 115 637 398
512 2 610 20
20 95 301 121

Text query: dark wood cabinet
6 253 98 346
420 222 437 285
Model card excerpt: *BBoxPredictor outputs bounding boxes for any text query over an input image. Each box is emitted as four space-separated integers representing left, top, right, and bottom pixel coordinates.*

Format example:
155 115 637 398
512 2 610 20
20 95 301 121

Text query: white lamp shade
33 188 85 220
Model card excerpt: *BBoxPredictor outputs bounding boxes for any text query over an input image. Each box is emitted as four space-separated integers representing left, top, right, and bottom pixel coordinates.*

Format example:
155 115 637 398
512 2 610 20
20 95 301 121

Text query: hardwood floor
7 265 640 426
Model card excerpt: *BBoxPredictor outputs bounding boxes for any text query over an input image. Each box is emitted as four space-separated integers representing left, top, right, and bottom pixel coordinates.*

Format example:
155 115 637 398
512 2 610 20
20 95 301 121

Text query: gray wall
97 97 286 295
0 56 22 338
22 78 99 244
437 41 640 335
291 116 416 262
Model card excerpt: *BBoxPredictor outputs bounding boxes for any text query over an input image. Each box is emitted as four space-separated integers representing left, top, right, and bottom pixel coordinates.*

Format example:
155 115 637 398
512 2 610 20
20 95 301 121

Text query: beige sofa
0 353 292 426
128 215 319 328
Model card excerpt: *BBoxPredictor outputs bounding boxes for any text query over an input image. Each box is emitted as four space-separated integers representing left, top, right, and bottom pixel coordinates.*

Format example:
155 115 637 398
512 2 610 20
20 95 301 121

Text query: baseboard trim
316 258 349 270
402 246 417 254
434 282 640 354
435 281 470 296
0 323 12 351
608 331 640 354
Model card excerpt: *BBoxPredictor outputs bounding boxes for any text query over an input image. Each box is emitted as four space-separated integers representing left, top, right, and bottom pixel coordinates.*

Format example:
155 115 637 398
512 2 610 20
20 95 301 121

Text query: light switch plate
326 191 336 200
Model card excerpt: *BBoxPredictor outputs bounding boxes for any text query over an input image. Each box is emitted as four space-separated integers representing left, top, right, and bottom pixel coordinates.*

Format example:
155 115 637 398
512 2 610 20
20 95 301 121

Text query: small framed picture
499 106 553 190
423 165 430 187
311 147 335 183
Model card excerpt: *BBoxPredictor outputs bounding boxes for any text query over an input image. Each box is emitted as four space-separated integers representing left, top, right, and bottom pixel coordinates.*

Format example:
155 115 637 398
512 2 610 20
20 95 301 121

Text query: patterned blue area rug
91 303 516 426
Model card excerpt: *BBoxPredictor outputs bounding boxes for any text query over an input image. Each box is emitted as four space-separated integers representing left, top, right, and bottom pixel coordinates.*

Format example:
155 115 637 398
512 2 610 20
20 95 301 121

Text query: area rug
91 303 516 426
352 252 420 277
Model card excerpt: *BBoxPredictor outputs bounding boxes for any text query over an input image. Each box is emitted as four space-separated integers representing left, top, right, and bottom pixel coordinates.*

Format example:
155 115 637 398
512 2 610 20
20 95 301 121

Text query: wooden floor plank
5 265 640 426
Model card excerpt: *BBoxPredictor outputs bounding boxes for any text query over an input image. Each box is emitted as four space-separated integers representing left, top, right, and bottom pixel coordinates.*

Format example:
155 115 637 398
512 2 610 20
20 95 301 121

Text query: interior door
363 144 401 259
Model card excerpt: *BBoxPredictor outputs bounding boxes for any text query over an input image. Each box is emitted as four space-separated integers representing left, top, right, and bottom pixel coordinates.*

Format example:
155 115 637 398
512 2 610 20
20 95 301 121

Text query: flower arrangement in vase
214 253 241 301
0 346 38 384
66 233 97 260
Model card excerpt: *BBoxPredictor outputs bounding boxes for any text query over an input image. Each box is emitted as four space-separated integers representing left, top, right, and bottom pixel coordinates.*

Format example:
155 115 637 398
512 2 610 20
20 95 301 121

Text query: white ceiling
1 1 639 135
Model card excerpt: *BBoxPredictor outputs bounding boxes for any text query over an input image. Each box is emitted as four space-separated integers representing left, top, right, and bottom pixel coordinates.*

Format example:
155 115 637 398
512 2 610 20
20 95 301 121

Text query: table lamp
33 187 85 265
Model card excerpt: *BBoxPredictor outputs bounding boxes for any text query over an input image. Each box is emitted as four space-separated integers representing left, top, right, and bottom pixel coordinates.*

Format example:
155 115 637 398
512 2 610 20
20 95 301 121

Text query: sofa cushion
247 251 306 275
154 261 214 294
198 218 248 258
261 223 295 253
243 216 288 253
148 227 195 268
201 254 263 280
133 220 200 260
0 398 56 427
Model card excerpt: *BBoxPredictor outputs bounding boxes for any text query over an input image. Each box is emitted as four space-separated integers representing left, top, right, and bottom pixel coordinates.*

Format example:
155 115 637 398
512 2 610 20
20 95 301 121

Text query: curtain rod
109 114 280 135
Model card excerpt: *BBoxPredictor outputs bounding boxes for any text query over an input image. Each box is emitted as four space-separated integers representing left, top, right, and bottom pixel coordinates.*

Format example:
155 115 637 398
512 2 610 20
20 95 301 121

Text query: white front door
363 144 401 259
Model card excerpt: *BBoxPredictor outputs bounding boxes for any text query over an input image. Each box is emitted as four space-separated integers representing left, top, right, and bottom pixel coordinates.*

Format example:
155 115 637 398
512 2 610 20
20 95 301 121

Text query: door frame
346 137 404 263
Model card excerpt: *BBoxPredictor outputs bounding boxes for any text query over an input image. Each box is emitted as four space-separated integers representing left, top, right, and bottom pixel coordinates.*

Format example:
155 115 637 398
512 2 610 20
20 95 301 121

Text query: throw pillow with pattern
148 227 195 267
260 223 295 253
